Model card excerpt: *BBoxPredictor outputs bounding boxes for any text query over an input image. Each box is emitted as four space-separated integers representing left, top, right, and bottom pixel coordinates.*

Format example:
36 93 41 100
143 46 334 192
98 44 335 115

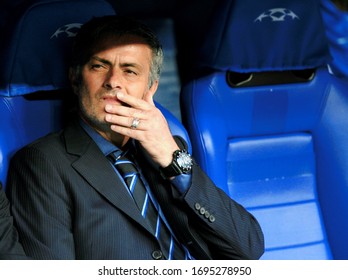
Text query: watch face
176 150 193 172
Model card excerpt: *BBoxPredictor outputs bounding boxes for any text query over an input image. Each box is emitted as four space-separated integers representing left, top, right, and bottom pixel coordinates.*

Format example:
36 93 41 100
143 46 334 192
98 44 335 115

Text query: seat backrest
0 0 191 189
320 0 348 78
0 0 116 189
181 0 348 259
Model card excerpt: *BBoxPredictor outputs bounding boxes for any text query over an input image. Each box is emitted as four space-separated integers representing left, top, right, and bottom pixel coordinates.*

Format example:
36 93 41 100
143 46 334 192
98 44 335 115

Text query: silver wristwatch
159 149 193 179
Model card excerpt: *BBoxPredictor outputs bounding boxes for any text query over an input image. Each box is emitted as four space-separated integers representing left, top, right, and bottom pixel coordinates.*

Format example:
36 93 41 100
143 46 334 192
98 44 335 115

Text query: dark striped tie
108 150 187 260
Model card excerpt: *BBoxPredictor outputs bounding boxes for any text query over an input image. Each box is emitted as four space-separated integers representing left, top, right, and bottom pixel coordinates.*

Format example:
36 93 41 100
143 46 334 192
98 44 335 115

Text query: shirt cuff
170 173 192 194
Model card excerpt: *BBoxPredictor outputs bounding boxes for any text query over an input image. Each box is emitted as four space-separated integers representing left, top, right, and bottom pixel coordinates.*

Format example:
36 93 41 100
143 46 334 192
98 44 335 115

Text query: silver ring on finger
130 117 140 129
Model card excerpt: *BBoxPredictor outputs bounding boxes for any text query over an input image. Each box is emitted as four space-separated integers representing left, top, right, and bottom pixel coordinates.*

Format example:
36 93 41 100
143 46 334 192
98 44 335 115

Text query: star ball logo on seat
50 23 83 39
254 8 299 22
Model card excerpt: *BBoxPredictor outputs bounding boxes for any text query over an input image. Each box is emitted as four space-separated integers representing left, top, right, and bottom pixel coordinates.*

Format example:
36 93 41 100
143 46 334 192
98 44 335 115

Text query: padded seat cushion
227 133 332 259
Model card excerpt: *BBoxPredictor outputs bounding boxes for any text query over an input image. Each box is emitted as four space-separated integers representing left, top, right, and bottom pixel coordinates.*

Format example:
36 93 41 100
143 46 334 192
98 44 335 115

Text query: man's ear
144 80 158 104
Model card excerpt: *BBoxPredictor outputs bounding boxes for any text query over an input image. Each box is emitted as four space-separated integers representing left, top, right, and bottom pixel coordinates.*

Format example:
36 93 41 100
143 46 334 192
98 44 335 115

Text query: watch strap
159 159 182 179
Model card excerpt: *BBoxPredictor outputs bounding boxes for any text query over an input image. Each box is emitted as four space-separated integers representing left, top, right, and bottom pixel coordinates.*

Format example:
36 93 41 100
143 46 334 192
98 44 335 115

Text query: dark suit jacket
0 183 27 259
7 119 264 260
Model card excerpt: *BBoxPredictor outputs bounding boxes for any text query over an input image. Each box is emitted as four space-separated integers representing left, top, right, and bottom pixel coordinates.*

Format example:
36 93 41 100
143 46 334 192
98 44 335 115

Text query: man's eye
125 69 137 75
91 64 104 69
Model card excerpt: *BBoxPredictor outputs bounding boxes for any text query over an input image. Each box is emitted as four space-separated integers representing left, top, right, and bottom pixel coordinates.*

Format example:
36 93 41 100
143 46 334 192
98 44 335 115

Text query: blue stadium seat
0 0 190 190
321 0 348 78
181 0 348 259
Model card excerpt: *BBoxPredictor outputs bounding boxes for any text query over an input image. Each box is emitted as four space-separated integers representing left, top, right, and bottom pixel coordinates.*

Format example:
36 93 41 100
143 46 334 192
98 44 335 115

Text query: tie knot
108 150 139 178
108 149 131 163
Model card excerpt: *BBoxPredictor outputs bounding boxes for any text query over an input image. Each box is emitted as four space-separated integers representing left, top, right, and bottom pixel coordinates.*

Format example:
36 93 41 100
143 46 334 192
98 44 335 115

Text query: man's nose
103 69 121 90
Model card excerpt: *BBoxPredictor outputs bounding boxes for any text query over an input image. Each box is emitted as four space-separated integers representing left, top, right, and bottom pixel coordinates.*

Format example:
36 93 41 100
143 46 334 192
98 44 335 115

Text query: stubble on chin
78 94 113 135
80 107 113 134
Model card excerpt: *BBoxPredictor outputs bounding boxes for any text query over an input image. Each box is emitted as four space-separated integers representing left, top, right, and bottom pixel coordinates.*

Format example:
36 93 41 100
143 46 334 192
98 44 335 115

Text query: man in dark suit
6 16 264 259
0 183 27 259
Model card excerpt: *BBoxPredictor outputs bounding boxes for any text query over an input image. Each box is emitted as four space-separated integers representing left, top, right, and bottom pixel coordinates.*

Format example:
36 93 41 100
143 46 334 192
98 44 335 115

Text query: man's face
76 35 157 135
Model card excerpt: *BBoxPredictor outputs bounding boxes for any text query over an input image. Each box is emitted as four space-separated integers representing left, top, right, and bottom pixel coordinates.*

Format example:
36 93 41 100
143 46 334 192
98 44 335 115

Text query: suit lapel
63 120 154 233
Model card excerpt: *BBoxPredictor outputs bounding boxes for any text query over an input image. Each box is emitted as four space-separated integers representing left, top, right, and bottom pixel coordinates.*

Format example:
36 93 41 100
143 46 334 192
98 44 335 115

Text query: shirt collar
79 118 121 157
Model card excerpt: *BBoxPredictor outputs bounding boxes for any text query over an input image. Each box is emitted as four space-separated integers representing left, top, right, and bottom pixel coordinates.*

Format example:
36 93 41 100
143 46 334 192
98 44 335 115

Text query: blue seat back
181 0 348 259
0 0 116 189
0 0 190 189
321 0 348 78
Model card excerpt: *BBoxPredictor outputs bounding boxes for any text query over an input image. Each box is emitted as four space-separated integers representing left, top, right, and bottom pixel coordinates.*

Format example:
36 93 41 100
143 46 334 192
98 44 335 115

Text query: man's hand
104 91 178 167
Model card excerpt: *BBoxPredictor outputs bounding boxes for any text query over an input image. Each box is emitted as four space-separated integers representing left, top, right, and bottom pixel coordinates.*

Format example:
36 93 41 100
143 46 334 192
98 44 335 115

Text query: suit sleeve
0 184 27 259
6 146 76 259
157 136 265 260
183 164 265 259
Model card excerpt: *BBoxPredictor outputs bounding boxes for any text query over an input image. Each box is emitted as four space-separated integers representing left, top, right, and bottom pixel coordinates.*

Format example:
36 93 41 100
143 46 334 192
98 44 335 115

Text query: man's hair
70 15 163 88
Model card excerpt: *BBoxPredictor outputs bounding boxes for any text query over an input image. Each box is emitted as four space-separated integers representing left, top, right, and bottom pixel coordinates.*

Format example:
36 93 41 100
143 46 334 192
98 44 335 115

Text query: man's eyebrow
90 56 111 65
121 62 141 69
90 56 141 69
